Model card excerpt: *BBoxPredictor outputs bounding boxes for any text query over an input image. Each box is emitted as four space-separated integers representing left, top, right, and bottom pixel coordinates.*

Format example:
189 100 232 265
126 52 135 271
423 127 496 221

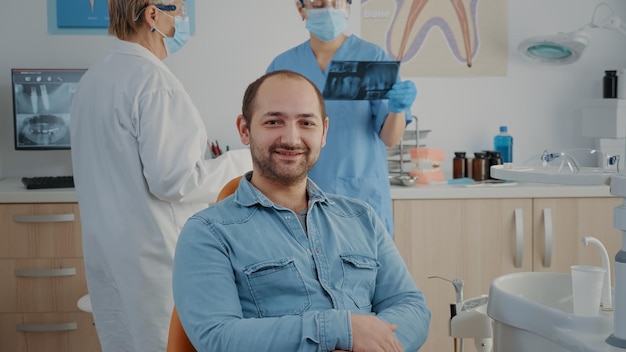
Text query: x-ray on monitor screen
11 68 86 150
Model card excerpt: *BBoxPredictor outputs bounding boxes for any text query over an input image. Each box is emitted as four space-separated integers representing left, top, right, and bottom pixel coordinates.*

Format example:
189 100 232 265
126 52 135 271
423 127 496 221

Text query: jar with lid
453 152 467 179
604 70 618 99
472 152 487 181
485 150 503 179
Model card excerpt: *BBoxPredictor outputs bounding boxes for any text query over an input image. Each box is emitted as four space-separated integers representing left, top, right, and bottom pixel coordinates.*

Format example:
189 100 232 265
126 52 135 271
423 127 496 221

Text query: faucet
582 236 612 310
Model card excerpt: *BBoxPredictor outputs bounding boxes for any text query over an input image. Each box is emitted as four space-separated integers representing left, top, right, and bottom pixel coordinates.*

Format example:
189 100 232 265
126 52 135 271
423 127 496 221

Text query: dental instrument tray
491 148 619 185
387 116 430 185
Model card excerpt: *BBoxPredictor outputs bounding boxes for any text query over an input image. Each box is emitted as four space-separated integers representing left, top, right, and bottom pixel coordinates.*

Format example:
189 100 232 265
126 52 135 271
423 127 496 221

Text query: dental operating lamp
518 2 626 65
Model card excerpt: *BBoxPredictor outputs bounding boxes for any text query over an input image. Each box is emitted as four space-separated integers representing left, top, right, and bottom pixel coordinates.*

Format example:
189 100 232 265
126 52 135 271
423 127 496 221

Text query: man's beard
250 140 318 186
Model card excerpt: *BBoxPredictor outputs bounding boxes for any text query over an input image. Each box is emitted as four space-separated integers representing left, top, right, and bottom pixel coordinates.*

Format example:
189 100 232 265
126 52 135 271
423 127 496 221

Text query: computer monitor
11 68 87 150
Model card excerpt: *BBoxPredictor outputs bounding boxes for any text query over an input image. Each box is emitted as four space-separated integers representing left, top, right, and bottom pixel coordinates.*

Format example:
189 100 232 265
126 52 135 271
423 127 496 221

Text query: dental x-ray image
11 69 86 150
323 61 400 100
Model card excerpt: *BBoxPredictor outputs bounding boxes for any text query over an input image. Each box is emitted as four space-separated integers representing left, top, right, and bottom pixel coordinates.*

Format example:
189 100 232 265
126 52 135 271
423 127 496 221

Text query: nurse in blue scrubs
267 0 417 236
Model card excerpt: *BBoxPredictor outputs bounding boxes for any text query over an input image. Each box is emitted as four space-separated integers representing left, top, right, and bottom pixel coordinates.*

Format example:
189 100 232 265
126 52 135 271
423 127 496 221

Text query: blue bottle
494 126 513 163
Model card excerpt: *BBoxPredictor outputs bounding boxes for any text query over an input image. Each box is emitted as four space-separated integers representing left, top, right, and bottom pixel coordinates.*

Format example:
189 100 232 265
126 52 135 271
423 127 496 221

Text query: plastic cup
571 265 606 317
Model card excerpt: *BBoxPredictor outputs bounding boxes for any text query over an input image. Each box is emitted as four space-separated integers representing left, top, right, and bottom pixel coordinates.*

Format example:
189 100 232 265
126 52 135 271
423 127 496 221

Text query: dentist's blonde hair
108 0 170 39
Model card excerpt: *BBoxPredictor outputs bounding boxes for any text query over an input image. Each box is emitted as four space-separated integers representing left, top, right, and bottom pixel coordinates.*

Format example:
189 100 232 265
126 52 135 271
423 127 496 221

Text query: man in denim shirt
173 70 430 352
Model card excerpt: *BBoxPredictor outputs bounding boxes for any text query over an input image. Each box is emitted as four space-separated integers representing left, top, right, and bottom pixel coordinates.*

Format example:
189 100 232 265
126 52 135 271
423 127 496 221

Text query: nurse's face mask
301 0 351 42
136 2 190 56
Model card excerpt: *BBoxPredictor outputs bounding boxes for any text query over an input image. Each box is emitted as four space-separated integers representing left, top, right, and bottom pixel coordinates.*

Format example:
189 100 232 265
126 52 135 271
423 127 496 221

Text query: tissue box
582 99 626 138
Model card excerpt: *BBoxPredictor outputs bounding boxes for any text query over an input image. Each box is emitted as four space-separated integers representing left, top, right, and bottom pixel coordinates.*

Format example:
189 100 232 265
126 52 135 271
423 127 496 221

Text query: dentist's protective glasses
299 0 351 9
539 148 620 174
134 1 186 21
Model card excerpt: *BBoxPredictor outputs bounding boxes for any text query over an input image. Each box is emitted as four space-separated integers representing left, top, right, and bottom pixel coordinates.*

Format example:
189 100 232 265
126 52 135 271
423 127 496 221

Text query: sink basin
487 272 618 352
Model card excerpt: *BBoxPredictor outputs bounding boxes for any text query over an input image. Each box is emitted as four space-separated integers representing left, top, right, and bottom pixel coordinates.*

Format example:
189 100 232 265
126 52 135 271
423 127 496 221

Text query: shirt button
315 248 321 253
285 215 291 220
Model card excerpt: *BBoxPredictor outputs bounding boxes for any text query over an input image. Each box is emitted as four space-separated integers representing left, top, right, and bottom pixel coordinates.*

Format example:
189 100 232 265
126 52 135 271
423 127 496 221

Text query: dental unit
583 236 613 311
429 276 493 352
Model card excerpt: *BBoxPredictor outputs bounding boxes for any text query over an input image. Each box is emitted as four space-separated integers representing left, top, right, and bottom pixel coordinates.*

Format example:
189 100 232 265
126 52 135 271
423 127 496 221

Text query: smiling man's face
238 73 328 186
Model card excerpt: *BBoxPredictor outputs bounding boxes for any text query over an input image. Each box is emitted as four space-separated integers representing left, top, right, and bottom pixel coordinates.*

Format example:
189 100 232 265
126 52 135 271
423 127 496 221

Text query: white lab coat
70 39 251 352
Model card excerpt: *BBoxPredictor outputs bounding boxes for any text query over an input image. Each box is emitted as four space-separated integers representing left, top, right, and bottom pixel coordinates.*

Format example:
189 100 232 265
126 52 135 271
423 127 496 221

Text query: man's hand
350 314 404 352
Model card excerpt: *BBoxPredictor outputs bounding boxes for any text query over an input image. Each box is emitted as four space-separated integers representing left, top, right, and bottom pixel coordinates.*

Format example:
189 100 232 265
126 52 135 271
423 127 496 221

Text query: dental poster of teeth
361 0 508 77
56 0 110 28
323 61 400 100
53 0 196 33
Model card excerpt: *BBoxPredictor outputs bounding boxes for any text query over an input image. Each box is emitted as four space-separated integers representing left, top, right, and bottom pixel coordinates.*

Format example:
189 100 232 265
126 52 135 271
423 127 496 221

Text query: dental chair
166 175 243 352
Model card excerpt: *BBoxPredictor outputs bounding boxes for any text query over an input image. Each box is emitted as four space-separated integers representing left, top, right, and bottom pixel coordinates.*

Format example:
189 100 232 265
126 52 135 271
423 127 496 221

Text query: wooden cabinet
0 203 101 352
393 197 622 352
531 198 622 275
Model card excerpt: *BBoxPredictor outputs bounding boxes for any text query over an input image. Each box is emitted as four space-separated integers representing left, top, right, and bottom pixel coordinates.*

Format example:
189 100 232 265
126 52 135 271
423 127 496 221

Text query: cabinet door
0 204 82 258
532 197 622 281
0 312 100 352
393 198 532 352
0 203 98 351
0 258 88 313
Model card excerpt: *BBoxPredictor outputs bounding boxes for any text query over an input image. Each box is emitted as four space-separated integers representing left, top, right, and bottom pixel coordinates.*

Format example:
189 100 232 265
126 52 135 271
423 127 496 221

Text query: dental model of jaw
409 147 446 184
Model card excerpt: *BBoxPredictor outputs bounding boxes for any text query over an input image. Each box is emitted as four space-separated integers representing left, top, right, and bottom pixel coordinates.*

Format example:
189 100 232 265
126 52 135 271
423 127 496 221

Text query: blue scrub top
267 35 412 235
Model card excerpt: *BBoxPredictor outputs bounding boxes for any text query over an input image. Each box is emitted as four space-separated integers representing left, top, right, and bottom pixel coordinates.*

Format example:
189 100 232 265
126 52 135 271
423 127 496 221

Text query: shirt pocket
340 254 379 310
244 257 311 317
337 177 383 208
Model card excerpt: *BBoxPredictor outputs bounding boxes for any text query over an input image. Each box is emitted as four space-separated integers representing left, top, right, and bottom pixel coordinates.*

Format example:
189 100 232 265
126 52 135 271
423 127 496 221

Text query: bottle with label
494 126 513 163
486 150 503 179
472 152 487 181
453 152 467 179
604 70 618 99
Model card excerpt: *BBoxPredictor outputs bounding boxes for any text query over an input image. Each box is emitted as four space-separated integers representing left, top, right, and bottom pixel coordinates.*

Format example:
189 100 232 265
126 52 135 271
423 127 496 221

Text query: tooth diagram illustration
365 0 480 67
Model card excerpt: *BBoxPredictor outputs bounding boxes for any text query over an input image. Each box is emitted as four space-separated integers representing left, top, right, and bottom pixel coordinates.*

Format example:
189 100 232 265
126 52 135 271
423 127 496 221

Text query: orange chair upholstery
166 175 243 352
216 175 242 202
166 306 196 352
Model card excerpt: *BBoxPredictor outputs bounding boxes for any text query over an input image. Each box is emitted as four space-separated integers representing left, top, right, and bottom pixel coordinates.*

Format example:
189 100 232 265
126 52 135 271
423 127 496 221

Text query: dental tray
491 165 613 185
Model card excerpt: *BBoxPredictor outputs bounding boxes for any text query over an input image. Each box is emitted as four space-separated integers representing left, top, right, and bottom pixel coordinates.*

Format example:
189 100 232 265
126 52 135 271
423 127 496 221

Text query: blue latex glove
387 80 417 113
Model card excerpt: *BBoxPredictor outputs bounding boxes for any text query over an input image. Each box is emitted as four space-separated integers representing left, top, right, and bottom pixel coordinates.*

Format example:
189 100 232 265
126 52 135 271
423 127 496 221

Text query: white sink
487 272 620 352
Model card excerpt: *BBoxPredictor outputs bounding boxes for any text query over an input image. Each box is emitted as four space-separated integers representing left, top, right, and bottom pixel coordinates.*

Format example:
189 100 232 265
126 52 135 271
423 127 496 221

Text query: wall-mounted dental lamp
518 3 626 65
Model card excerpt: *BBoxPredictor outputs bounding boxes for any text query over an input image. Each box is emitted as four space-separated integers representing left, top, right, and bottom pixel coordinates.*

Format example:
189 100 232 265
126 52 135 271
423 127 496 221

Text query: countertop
0 177 616 204
390 181 614 199
0 178 77 203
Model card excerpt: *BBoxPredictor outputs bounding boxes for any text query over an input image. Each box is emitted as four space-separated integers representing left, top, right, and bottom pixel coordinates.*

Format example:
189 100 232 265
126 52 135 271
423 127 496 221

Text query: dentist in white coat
70 1 251 351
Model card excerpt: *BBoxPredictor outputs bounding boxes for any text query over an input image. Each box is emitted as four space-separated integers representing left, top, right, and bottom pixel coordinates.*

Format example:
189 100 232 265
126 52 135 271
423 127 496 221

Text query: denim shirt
173 173 430 352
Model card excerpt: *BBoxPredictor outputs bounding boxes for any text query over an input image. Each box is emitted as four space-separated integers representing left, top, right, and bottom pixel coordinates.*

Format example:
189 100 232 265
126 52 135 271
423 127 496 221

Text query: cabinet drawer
0 312 101 352
0 259 88 313
0 203 82 258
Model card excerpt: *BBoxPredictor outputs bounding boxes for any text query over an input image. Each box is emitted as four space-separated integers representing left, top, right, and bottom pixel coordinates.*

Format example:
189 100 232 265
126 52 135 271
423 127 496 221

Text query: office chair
166 175 243 352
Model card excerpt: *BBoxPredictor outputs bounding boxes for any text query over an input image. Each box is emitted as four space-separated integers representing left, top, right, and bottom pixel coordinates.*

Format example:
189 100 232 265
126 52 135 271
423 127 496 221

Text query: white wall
1 0 625 178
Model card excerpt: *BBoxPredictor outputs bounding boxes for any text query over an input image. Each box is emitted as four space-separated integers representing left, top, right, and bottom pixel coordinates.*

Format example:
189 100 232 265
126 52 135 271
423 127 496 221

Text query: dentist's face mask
305 8 349 42
153 11 190 56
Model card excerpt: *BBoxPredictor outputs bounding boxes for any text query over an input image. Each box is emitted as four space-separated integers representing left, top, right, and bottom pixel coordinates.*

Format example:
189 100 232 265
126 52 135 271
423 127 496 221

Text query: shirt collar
110 38 172 73
234 171 332 209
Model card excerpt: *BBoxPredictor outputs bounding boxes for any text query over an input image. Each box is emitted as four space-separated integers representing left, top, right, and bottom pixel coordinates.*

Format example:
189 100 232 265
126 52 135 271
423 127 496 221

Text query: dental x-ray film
323 61 400 100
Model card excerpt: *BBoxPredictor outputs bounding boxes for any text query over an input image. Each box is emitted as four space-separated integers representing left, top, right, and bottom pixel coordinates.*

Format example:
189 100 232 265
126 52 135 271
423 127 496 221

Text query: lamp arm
591 3 626 37
617 23 626 38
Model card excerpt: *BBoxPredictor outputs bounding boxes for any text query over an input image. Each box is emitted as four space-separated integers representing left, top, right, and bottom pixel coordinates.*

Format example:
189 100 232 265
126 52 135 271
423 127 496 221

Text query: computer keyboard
22 176 75 189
